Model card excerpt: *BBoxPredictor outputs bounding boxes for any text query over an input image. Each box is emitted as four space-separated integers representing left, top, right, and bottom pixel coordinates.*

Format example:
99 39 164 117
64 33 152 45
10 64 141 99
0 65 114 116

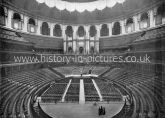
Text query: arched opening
156 4 165 25
12 13 22 29
68 47 73 54
126 18 134 33
65 26 73 37
54 24 62 37
28 18 35 25
79 47 84 54
28 18 36 33
140 12 149 29
78 26 85 37
89 25 96 37
0 6 6 25
112 22 121 35
13 13 21 21
0 6 5 16
100 24 109 36
90 47 95 54
41 22 50 35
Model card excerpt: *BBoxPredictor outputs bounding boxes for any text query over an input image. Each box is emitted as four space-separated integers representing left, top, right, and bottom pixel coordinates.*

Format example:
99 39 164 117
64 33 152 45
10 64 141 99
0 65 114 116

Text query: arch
0 6 5 25
13 13 21 21
54 24 62 37
90 47 95 54
79 47 84 54
126 18 134 33
89 25 96 37
100 24 109 36
12 13 22 29
28 18 35 25
41 22 50 35
140 12 149 21
65 26 73 37
157 4 165 15
28 18 36 33
0 6 5 16
126 18 133 26
112 22 121 35
68 47 73 53
78 26 85 37
156 4 165 25
140 12 149 29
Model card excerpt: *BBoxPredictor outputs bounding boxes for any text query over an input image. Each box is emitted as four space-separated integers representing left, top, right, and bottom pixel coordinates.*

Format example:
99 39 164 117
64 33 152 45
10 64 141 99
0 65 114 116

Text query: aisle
79 79 85 104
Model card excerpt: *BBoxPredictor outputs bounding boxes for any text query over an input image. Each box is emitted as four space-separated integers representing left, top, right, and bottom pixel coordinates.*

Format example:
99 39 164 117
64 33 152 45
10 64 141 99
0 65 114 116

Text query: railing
135 24 165 41
0 26 28 42
100 24 165 51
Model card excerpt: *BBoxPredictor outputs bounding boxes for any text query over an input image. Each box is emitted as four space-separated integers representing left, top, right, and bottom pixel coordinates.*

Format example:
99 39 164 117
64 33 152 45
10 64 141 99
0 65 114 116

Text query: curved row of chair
104 68 165 118
0 68 61 118
1 66 164 118
65 83 80 102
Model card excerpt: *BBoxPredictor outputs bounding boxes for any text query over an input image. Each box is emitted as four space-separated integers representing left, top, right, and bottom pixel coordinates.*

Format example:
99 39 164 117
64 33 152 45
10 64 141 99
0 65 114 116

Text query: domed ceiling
5 0 160 24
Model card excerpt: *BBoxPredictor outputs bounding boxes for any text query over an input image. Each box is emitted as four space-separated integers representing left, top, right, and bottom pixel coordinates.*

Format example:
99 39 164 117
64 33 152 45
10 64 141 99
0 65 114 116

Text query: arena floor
40 102 124 118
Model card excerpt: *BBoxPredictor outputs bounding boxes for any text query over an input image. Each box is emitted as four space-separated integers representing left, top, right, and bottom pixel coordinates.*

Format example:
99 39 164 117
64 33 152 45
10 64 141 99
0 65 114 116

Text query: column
96 25 101 38
149 9 155 28
108 23 112 36
7 9 13 29
48 23 51 36
120 20 126 34
4 8 8 26
50 23 54 37
72 36 74 54
62 25 66 38
96 41 99 53
95 25 101 53
37 20 42 35
133 15 140 31
73 26 78 53
84 26 89 54
73 26 78 39
62 25 67 53
87 26 90 54
23 16 28 32
64 41 67 54
84 25 90 39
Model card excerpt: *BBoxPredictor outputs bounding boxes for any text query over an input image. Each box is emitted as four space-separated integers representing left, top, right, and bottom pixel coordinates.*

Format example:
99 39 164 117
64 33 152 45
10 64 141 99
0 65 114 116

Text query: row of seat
41 77 123 102
65 83 80 102
95 82 122 101
89 66 110 75
84 83 100 101
0 68 61 118
53 66 75 75
104 67 164 118
53 66 111 76
41 83 68 102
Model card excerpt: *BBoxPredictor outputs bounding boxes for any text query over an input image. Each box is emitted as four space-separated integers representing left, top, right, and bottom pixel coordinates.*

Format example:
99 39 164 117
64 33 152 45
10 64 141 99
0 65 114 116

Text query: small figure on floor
98 106 106 116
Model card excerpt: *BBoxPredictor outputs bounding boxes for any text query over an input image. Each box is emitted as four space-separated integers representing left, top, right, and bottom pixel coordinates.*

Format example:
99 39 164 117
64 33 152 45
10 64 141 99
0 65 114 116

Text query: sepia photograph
0 0 165 118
